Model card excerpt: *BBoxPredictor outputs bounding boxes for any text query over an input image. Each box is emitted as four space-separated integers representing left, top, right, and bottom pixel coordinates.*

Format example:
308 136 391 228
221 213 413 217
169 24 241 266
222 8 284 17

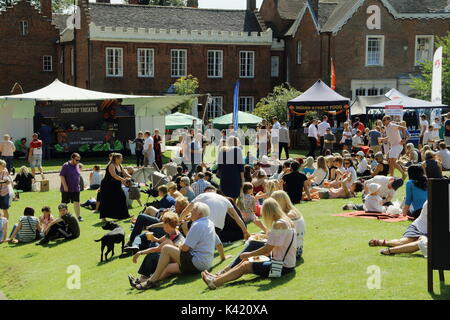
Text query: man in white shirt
143 131 154 167
431 117 441 148
307 119 319 159
278 122 290 160
351 130 364 152
419 114 429 147
271 117 281 159
437 142 450 170
317 115 331 155
356 151 370 176
381 116 407 179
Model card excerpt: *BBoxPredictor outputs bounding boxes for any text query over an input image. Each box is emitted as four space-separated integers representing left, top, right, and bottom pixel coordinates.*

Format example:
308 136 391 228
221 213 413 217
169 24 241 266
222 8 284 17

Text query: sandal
135 280 159 290
201 271 217 290
368 239 386 247
380 248 394 255
128 274 137 288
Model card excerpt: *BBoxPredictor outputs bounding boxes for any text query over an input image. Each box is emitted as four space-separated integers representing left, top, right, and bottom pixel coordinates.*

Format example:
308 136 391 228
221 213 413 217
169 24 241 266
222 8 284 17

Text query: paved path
0 291 7 300
25 171 92 192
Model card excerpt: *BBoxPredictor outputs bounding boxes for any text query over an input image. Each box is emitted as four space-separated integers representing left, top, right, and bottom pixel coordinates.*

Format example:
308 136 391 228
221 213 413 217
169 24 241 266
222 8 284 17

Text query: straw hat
368 183 381 194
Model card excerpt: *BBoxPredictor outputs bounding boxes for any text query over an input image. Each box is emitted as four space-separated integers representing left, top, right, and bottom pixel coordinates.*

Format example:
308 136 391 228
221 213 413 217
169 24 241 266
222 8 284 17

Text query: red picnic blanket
332 211 409 223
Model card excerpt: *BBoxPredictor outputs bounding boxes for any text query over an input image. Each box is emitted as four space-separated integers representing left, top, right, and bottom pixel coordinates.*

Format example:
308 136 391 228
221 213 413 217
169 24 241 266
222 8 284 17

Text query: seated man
132 202 216 289
191 172 211 197
352 130 365 152
36 203 80 245
436 142 450 170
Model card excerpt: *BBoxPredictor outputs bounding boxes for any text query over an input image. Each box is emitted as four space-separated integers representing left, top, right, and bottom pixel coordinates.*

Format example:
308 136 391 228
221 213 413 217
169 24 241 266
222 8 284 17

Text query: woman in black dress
218 136 244 200
99 153 131 222
153 129 163 170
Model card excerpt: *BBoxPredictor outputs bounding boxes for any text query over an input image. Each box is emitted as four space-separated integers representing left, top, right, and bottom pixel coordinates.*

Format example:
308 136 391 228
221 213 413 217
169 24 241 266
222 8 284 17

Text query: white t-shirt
192 192 233 230
308 124 318 139
343 166 357 183
437 149 450 169
357 157 369 174
143 136 154 152
317 121 331 137
352 135 364 148
412 200 428 235
313 168 328 186
363 194 386 213
432 122 441 139
422 131 434 147
365 176 394 201
386 122 402 146
420 120 429 135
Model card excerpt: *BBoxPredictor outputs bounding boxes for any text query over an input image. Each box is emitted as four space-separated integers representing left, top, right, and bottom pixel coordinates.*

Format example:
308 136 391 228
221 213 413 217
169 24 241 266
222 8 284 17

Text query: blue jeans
129 214 163 244
229 240 265 269
2 156 13 172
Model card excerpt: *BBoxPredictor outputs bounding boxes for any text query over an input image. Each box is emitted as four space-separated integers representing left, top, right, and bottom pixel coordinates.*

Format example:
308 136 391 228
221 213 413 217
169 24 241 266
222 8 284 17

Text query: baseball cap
356 151 365 157
58 203 68 210
391 178 404 191
368 183 381 194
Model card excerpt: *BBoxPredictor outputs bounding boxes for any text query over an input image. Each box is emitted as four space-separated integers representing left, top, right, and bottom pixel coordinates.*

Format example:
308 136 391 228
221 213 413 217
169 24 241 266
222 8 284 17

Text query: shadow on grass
96 255 121 266
429 271 450 300
128 274 200 295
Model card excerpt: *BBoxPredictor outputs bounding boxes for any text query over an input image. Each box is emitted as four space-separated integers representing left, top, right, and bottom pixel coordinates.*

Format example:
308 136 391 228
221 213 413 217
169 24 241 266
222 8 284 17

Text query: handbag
268 230 295 278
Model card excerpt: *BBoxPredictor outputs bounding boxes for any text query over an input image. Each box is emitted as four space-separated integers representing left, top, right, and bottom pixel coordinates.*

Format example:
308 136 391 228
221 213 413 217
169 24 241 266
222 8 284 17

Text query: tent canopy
165 112 202 130
367 95 448 110
212 111 262 128
288 79 350 107
351 96 390 115
0 79 195 118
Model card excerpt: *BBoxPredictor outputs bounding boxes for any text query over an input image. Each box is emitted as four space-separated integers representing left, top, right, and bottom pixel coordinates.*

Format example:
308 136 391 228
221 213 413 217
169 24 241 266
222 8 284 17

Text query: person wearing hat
356 151 370 177
28 133 45 180
363 183 386 213
364 175 404 205
443 113 450 146
36 203 80 245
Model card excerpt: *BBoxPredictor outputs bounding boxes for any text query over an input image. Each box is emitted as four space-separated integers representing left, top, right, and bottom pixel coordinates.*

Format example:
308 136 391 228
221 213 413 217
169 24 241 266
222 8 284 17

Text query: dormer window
20 21 28 36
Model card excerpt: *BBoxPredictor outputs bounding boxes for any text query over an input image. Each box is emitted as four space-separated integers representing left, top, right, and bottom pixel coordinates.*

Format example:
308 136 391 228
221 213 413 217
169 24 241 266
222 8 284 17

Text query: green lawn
1 185 449 300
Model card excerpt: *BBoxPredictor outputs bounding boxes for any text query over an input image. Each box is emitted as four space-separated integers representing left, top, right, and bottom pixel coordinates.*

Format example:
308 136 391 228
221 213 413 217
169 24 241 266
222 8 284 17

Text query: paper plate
248 255 270 263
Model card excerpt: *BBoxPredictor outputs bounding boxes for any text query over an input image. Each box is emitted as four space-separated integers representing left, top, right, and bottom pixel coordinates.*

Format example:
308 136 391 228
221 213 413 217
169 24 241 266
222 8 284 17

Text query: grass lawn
1 185 449 300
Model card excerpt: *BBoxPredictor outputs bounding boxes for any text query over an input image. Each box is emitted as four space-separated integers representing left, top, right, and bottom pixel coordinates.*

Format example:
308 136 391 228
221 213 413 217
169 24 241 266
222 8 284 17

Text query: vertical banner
232 80 240 132
432 46 443 104
330 58 336 91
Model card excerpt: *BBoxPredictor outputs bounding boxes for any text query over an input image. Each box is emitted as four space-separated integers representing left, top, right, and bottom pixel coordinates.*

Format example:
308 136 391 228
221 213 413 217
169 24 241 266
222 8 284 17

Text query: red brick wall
259 0 295 36
330 0 450 98
0 1 59 95
87 41 272 115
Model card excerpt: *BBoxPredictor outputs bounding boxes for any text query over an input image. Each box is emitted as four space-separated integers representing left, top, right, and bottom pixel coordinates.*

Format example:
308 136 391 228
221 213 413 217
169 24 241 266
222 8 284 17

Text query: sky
110 0 264 9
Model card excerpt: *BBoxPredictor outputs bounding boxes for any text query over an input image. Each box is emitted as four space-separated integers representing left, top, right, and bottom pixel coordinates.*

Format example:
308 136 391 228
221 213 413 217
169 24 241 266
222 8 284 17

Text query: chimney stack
247 0 256 11
40 0 52 19
187 0 198 8
309 0 319 18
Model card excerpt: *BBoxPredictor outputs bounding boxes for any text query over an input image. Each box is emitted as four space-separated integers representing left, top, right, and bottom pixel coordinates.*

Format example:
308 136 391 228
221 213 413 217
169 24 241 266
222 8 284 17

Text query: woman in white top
341 122 353 151
0 134 16 173
271 190 305 259
202 198 297 289
368 200 428 257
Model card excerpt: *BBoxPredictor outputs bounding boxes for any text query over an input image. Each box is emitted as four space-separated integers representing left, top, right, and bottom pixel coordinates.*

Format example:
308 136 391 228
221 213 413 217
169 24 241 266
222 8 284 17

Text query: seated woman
128 211 185 288
301 157 315 176
7 207 41 244
325 156 336 182
252 169 267 194
371 152 389 177
254 180 277 202
422 150 443 179
369 201 428 257
402 165 428 219
397 143 419 169
309 156 328 187
179 177 195 202
88 165 103 190
356 151 370 177
316 172 364 199
166 182 183 199
13 166 35 194
201 198 297 290
39 206 54 233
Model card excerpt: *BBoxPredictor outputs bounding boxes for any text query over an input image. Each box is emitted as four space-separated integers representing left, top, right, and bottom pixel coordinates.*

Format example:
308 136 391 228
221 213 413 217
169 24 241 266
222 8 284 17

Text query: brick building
59 0 278 119
0 0 68 95
260 0 450 100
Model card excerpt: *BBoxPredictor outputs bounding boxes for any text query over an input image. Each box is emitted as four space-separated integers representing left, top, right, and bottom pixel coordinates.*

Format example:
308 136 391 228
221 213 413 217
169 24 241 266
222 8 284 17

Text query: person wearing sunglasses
59 153 83 222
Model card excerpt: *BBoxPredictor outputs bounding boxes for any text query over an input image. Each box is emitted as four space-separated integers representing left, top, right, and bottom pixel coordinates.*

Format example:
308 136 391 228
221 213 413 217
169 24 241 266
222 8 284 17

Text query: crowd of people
1 112 449 290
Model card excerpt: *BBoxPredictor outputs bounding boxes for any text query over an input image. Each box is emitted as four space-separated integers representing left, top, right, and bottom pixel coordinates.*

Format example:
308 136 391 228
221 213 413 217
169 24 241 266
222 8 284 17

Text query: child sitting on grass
363 183 386 213
39 206 55 233
237 183 268 233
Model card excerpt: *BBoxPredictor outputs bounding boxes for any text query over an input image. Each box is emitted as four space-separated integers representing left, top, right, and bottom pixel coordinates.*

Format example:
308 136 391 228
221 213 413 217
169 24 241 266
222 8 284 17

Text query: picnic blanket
333 211 409 223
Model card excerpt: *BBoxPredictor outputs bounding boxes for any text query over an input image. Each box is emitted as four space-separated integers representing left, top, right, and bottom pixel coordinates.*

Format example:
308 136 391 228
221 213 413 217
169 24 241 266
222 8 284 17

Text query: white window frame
239 96 255 113
239 51 255 78
20 21 28 36
351 79 397 100
297 41 302 64
207 96 223 119
207 50 223 78
171 49 187 78
42 55 52 72
137 48 155 78
271 56 279 77
365 35 384 66
414 35 434 66
106 47 123 77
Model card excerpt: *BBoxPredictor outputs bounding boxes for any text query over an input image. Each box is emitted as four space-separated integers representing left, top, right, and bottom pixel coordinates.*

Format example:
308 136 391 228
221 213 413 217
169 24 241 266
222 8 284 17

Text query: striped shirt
17 216 39 243
191 179 211 197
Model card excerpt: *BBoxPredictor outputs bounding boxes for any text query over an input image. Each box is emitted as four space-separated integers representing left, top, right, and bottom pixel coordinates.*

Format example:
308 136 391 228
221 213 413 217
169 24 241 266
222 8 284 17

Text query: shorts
251 261 294 278
29 156 42 168
179 250 201 275
388 144 403 159
0 194 10 210
403 224 427 238
61 191 80 204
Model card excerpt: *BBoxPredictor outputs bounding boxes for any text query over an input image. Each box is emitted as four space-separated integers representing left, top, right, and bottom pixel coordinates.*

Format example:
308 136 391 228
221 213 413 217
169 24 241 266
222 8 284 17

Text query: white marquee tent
0 79 195 147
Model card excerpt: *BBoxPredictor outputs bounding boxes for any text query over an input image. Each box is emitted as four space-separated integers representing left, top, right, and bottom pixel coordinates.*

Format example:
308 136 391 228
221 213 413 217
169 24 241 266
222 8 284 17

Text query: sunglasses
74 158 81 162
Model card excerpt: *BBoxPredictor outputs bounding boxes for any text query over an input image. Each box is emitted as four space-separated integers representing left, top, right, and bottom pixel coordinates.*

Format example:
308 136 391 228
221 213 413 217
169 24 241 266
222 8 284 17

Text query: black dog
94 221 125 262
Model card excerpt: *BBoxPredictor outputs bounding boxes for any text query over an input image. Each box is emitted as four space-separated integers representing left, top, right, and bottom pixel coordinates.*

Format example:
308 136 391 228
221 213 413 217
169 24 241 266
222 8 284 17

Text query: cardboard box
39 180 49 192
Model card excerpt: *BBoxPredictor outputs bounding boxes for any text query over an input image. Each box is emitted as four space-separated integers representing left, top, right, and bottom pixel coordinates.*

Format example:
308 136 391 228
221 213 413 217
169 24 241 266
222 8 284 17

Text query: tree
0 0 74 13
173 75 199 114
253 84 301 123
410 31 450 106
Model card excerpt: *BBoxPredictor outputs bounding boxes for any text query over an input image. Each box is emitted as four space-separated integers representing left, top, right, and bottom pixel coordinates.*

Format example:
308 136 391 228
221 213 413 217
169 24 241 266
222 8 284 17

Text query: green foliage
409 32 450 105
304 111 318 122
253 84 301 123
173 75 199 114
